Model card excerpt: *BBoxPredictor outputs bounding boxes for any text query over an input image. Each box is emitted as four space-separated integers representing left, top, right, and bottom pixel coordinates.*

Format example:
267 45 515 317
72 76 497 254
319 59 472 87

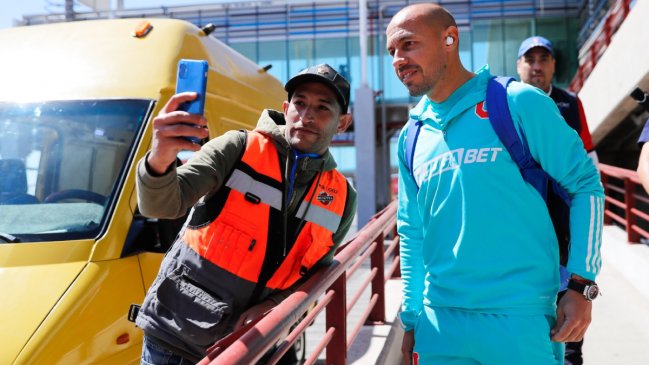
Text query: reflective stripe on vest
183 131 348 290
226 168 283 210
296 201 342 233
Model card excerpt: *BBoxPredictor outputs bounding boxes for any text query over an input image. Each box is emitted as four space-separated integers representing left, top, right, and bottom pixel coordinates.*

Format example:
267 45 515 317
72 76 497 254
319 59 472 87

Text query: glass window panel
504 18 532 78
377 50 416 104
230 43 257 64
329 146 356 175
485 20 506 76
288 39 315 79
459 28 473 72
347 37 361 105
314 37 350 93
259 40 289 83
471 20 491 73
537 18 580 87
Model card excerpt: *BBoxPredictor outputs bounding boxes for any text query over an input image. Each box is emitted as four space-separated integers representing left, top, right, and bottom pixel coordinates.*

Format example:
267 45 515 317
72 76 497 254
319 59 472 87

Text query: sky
1 0 229 29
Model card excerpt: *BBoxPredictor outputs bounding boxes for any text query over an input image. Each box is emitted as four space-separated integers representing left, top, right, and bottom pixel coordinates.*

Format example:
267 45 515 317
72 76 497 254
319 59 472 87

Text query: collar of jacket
253 109 339 178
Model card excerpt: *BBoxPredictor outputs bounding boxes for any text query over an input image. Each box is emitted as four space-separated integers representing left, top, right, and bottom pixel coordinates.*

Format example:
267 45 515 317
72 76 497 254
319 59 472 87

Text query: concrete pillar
65 0 75 21
354 85 377 226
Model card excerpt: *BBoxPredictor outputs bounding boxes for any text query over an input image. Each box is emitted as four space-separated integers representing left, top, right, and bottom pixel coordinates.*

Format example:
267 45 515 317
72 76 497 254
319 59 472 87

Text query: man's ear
337 114 353 134
515 57 524 77
282 100 290 115
444 26 459 51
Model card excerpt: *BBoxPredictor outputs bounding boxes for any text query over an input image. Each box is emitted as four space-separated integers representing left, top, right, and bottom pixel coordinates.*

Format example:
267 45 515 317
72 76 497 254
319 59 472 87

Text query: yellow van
0 18 284 364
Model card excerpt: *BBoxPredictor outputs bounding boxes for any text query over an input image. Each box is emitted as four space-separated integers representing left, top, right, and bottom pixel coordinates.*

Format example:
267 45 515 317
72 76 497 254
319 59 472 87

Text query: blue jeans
141 336 195 365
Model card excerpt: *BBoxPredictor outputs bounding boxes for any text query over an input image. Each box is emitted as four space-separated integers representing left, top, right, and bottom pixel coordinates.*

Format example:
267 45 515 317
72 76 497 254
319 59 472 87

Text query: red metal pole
625 178 639 243
367 235 386 324
603 17 612 46
622 0 631 18
326 275 348 365
394 226 401 278
601 172 612 225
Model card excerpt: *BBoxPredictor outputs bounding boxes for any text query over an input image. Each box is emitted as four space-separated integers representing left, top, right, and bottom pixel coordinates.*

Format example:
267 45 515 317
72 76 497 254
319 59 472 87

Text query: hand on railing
233 299 276 331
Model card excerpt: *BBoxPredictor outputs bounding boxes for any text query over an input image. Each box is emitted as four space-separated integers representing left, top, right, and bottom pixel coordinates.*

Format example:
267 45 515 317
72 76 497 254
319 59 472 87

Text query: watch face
586 285 599 300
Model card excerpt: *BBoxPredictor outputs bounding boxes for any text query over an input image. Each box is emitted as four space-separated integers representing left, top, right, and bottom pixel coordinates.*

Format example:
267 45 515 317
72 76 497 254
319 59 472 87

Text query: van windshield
0 100 151 243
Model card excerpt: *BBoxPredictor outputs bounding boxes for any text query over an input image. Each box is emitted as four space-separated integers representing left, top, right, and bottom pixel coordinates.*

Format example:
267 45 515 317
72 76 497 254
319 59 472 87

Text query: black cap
284 64 350 113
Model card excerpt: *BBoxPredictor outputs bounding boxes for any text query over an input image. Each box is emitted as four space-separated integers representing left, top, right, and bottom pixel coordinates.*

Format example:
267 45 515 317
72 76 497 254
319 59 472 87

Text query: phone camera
178 64 188 78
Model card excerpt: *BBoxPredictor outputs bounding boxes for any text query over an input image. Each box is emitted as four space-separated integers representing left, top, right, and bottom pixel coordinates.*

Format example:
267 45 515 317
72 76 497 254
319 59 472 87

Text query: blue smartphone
176 59 208 143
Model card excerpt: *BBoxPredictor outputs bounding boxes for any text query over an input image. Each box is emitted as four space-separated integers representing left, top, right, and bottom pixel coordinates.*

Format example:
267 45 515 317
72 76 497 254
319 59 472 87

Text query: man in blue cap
516 36 598 165
517 35 597 365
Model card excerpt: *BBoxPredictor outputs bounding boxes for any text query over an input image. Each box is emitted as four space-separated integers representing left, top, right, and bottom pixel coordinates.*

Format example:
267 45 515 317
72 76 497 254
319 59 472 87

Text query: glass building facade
230 17 580 107
195 1 582 110
22 0 583 107
193 1 582 175
20 0 584 176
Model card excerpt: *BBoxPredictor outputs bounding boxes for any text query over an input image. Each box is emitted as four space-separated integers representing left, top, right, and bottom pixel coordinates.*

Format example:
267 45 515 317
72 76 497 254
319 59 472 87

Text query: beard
407 81 434 97
402 65 445 97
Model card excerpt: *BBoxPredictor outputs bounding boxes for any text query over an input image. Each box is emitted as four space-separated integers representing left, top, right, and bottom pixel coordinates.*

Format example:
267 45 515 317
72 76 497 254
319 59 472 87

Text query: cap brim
285 74 347 112
519 44 554 58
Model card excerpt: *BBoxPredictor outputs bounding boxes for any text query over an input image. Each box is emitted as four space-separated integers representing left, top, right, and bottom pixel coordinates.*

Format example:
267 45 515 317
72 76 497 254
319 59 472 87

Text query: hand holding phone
176 59 208 143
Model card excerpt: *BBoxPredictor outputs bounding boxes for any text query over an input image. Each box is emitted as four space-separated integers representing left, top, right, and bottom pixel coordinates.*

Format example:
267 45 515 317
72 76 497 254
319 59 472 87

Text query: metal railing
187 163 648 364
198 200 400 365
600 163 649 243
569 0 632 92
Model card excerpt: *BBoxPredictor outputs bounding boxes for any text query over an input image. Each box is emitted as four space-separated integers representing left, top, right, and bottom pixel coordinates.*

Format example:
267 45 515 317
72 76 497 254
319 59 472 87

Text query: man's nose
301 107 315 123
392 50 406 69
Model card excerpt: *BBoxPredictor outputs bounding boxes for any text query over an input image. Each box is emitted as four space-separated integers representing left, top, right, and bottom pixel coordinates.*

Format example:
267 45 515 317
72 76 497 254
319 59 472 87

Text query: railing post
588 44 597 73
603 15 612 45
601 172 612 225
622 0 631 17
393 226 401 278
625 177 639 243
326 275 347 365
367 235 386 324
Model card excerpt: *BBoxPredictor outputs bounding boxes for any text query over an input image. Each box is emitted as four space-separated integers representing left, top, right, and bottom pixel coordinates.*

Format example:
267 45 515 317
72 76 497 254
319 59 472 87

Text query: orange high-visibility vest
183 131 348 290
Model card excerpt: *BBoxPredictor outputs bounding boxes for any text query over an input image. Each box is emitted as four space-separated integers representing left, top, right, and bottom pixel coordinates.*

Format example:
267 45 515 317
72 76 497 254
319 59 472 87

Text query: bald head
388 3 456 35
386 4 472 102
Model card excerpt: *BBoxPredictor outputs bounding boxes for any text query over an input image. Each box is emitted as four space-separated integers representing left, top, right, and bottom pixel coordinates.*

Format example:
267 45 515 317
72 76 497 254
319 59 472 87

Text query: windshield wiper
0 232 20 243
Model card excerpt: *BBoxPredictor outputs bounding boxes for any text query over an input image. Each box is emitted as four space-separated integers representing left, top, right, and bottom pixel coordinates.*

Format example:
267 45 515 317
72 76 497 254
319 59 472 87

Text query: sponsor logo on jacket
414 147 503 184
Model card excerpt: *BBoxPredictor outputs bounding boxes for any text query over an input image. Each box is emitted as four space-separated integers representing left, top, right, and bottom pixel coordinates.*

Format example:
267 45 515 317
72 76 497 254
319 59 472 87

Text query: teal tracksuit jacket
397 65 604 331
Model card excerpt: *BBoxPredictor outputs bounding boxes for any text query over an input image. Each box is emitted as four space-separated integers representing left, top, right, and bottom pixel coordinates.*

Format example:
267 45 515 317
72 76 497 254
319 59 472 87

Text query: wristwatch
567 278 600 301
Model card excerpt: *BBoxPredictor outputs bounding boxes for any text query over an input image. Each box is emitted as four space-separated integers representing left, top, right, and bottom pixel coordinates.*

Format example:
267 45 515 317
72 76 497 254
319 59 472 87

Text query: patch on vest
317 191 334 205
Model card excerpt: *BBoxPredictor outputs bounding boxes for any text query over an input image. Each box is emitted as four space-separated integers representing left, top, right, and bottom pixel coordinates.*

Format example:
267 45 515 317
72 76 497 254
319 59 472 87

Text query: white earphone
446 36 454 45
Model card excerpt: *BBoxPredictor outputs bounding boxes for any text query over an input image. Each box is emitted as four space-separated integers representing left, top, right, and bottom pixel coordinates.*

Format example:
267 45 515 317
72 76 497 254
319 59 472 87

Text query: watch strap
567 278 599 301
567 278 587 294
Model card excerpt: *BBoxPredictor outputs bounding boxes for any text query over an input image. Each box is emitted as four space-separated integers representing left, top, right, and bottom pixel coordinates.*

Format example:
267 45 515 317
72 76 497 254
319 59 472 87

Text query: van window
0 99 152 243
